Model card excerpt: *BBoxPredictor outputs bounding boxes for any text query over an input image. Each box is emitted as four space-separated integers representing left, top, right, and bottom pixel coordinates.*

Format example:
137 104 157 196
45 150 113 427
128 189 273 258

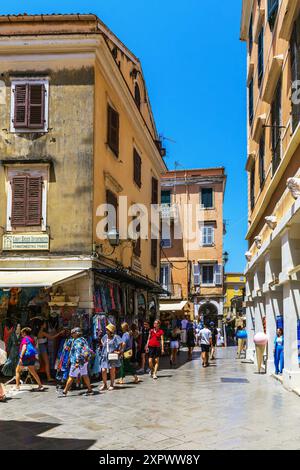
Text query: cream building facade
241 0 300 392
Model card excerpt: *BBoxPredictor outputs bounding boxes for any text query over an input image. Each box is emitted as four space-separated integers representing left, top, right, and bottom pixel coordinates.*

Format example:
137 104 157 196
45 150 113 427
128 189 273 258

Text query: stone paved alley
1 348 300 450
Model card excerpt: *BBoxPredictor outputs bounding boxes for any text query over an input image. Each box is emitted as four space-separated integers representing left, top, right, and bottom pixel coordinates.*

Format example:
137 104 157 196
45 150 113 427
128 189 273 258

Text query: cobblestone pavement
1 347 300 450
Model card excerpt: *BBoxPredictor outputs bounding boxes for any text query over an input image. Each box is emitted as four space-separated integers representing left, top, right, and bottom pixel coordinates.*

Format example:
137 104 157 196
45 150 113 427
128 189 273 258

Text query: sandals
99 385 108 392
116 379 125 385
37 385 45 392
108 386 115 391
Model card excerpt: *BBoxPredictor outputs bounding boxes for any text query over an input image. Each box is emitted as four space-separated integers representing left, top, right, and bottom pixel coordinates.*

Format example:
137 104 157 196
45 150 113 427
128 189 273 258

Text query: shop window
107 104 119 157
11 80 48 133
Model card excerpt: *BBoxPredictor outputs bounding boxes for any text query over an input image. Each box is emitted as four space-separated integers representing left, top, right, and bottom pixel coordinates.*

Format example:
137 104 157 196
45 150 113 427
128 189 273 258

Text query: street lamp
223 251 229 265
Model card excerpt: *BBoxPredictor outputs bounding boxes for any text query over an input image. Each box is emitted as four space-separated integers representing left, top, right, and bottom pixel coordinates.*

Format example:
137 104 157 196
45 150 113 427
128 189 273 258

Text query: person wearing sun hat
99 323 123 391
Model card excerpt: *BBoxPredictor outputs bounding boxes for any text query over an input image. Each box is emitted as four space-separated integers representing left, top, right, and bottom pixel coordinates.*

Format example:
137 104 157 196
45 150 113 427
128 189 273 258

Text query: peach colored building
159 168 226 324
241 1 300 391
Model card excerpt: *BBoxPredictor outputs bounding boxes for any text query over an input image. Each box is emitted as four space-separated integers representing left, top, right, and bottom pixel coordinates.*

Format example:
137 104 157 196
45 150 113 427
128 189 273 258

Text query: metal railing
159 283 183 300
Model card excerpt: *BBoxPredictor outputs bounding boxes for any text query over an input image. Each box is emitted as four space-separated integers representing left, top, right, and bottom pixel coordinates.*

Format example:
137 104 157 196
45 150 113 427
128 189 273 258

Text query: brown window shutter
11 177 27 226
133 222 141 257
151 177 158 204
151 239 158 267
107 105 119 157
14 84 28 128
133 149 142 188
26 177 43 226
106 189 118 230
28 84 45 129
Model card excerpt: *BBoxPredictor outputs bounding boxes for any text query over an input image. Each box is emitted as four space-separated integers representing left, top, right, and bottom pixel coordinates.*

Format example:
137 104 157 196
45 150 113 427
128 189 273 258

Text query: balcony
159 283 182 300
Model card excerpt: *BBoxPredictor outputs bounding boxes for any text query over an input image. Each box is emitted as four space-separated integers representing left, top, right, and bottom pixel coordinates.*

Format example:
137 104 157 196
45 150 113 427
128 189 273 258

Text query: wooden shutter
133 222 141 257
215 264 223 286
133 149 142 188
28 84 45 129
151 239 158 267
106 189 118 230
193 264 200 286
14 85 28 128
107 105 119 156
26 177 43 226
151 177 158 204
11 177 27 226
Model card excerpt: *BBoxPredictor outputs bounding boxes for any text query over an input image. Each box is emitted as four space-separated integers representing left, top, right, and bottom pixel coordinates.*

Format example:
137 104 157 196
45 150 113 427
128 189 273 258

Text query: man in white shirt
199 324 212 368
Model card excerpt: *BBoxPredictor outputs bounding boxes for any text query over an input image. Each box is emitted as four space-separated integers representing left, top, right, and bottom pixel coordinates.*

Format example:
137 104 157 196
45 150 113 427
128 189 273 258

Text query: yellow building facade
223 273 246 320
0 14 166 330
241 0 300 391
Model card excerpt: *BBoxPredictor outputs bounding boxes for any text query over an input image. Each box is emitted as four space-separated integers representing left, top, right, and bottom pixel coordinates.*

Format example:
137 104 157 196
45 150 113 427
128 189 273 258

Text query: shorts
148 347 161 359
38 343 48 354
21 357 36 367
170 341 179 350
69 363 88 378
201 344 210 353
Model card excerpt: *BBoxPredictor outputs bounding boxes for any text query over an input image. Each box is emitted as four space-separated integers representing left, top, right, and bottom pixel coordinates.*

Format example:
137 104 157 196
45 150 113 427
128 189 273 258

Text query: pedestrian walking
236 326 247 359
186 320 196 361
117 323 140 385
137 320 150 374
209 322 218 361
99 324 123 391
274 328 284 375
59 328 94 397
169 326 181 366
33 319 63 382
199 324 212 368
146 320 164 379
15 327 45 391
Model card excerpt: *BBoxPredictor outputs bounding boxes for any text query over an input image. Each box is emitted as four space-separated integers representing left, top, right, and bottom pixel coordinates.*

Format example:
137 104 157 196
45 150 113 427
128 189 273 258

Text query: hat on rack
71 327 82 335
106 323 116 334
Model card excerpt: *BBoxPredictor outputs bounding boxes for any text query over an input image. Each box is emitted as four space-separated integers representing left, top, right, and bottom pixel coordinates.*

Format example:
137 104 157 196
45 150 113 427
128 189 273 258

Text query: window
215 265 223 286
201 225 214 246
160 264 170 289
151 239 158 267
290 14 300 132
11 80 48 132
271 78 282 175
250 167 255 211
201 188 213 209
10 176 43 227
259 130 265 187
258 28 264 88
134 83 141 109
161 190 171 205
151 177 158 204
268 0 279 30
133 149 142 188
133 220 141 257
161 220 172 249
249 14 253 55
107 104 119 157
249 79 254 126
202 265 214 285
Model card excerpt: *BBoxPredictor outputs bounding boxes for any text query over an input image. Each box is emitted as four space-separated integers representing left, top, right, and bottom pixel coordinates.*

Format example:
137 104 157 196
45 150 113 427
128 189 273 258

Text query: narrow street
1 347 300 451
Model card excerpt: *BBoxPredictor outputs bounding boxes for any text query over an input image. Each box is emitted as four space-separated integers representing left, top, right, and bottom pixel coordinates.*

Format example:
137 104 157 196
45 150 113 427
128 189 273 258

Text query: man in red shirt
146 320 164 379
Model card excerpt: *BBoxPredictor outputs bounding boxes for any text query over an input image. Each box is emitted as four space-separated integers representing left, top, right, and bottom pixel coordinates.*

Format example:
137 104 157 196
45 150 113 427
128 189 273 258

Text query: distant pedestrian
15 327 45 391
0 383 6 402
274 328 284 375
186 320 196 361
209 322 218 361
236 326 247 359
99 324 123 391
137 321 150 374
199 324 212 368
117 323 140 385
146 320 164 379
59 328 94 397
169 326 181 366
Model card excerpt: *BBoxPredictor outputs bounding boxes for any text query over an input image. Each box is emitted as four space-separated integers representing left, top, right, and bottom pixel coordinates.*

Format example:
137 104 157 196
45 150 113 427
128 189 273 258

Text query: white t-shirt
199 328 212 345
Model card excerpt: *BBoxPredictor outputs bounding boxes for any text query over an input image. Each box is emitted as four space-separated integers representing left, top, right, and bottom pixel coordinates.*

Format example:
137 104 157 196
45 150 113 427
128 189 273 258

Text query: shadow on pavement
0 420 96 450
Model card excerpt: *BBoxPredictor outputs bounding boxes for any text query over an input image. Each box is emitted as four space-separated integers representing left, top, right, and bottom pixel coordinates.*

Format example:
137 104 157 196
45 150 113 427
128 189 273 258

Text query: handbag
124 349 133 360
107 338 119 362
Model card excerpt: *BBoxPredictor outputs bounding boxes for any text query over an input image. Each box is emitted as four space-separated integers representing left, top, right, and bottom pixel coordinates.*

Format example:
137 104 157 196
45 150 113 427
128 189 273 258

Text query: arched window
134 83 141 109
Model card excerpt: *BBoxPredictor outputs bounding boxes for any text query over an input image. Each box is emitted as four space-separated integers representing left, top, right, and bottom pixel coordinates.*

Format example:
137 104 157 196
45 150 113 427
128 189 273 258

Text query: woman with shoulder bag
15 327 45 391
117 323 140 385
99 324 122 391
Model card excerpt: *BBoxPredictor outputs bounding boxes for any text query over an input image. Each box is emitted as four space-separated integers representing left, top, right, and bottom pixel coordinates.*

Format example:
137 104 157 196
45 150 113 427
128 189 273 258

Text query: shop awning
94 268 165 294
159 301 189 312
0 269 88 288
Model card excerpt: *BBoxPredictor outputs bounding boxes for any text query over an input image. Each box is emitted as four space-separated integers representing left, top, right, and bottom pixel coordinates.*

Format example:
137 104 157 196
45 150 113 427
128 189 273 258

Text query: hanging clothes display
2 327 22 377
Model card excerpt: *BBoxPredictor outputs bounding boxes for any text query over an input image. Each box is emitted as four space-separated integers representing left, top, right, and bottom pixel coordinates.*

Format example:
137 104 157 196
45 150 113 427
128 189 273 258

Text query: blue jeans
274 345 284 374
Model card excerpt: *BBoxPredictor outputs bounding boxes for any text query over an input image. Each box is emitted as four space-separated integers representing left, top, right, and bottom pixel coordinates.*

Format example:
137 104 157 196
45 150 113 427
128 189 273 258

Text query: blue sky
0 1 247 272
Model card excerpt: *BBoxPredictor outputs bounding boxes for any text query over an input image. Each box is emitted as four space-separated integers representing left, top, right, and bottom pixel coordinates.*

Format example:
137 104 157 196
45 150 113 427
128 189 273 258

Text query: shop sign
3 234 49 251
